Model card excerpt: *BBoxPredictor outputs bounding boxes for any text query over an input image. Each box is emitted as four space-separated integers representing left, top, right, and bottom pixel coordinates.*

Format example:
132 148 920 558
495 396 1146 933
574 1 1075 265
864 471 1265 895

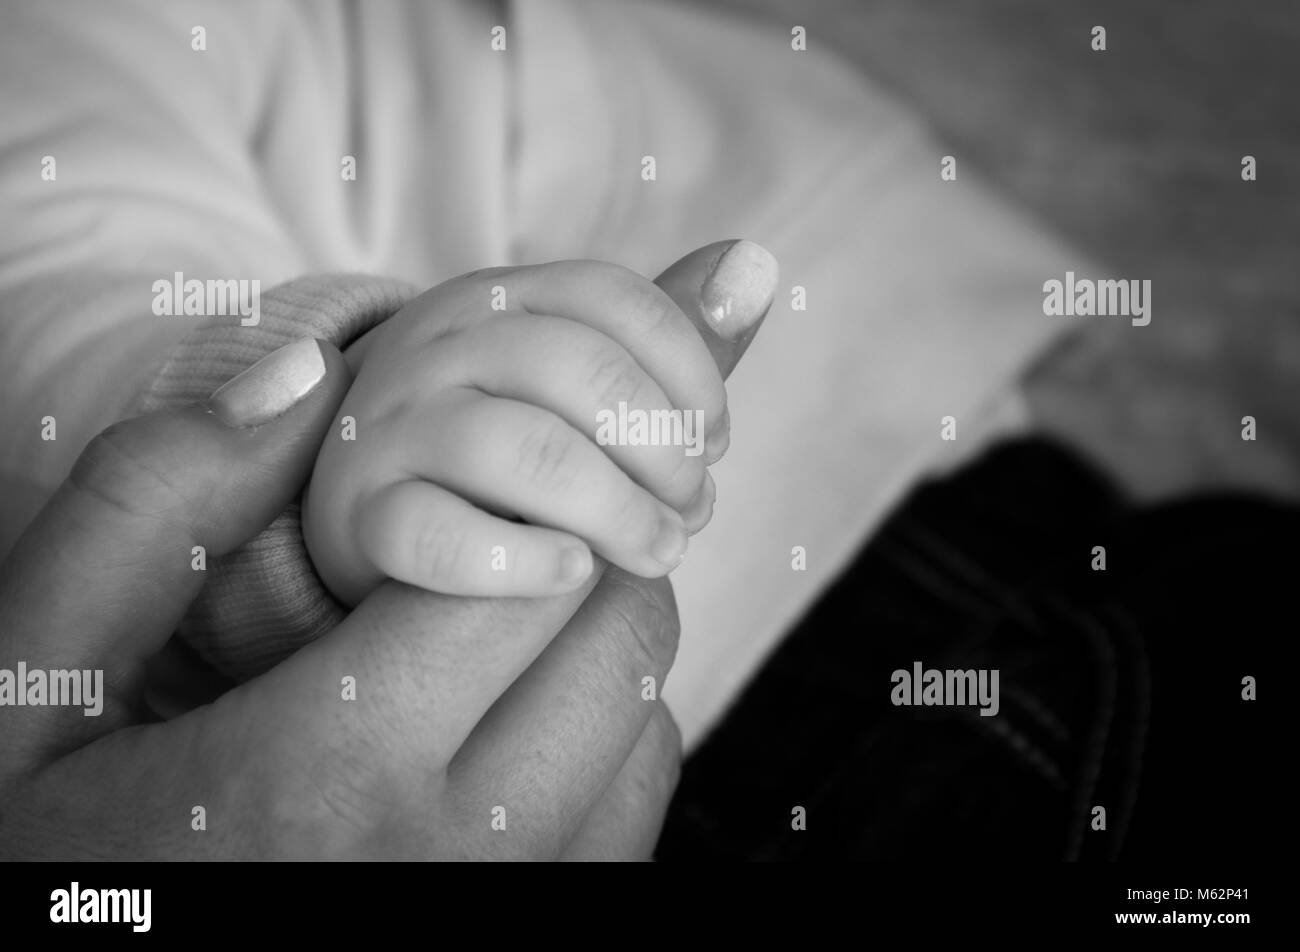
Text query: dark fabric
657 438 1280 861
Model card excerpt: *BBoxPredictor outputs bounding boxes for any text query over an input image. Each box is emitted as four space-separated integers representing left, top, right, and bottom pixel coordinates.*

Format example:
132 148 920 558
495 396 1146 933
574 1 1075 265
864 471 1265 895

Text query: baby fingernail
557 546 593 586
683 471 717 535
649 513 688 568
705 407 730 463
208 338 327 428
700 240 779 342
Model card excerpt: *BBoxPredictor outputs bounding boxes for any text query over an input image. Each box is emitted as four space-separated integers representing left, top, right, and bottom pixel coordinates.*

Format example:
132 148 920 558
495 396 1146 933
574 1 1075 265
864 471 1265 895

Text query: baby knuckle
626 285 679 340
444 266 515 307
413 518 468 584
584 260 677 337
443 407 487 462
571 258 637 289
610 487 654 540
664 448 704 496
515 418 581 492
460 265 514 283
584 348 644 409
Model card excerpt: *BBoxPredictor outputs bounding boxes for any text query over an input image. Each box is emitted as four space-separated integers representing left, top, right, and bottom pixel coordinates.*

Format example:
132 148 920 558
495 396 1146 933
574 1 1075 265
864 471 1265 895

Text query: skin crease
0 240 774 860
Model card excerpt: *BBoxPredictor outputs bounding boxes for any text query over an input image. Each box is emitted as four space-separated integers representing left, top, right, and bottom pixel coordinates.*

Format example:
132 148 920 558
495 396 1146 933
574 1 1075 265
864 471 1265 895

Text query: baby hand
304 257 748 604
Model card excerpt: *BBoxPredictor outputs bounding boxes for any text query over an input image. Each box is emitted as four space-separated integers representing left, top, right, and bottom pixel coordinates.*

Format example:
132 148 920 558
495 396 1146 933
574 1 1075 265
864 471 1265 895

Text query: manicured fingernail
683 471 717 535
208 338 327 428
649 512 688 568
705 407 730 464
700 240 779 341
557 546 593 586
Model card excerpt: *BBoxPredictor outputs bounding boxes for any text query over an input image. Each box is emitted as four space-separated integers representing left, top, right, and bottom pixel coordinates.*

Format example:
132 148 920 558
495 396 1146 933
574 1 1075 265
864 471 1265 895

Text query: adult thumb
0 339 350 735
654 238 779 380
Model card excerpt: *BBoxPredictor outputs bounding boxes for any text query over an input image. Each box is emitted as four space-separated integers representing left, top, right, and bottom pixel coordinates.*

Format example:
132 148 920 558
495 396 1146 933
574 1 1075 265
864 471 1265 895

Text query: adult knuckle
261 737 437 859
69 423 187 521
644 703 684 788
298 770 385 854
600 573 681 676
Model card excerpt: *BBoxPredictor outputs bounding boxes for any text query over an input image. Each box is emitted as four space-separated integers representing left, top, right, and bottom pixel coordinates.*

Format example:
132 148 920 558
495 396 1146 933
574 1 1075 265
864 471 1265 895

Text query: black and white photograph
0 0 1283 931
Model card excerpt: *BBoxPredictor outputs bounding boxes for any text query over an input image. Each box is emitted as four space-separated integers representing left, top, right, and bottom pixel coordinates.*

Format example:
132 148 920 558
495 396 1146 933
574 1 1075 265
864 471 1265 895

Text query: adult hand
0 239 776 859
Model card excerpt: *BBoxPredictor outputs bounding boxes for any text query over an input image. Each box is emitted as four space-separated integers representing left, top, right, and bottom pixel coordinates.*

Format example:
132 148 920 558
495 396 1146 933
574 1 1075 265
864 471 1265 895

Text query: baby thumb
653 239 779 380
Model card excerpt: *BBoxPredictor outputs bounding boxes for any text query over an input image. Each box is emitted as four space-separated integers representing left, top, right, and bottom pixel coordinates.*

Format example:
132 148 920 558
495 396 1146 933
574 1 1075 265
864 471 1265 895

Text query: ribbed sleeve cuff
131 273 420 681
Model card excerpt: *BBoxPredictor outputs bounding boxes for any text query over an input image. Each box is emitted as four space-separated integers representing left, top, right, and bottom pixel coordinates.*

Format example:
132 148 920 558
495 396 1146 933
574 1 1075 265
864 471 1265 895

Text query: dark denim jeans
658 438 1281 861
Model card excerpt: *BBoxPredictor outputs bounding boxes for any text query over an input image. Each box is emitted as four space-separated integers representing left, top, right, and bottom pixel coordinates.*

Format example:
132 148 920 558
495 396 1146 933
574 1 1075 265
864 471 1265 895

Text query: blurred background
657 0 1289 862
719 0 1300 501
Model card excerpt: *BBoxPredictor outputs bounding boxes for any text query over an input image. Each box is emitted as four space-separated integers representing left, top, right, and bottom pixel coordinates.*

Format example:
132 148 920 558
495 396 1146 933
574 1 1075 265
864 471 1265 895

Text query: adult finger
656 238 780 378
445 569 678 857
0 339 349 767
442 240 777 840
560 701 682 861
